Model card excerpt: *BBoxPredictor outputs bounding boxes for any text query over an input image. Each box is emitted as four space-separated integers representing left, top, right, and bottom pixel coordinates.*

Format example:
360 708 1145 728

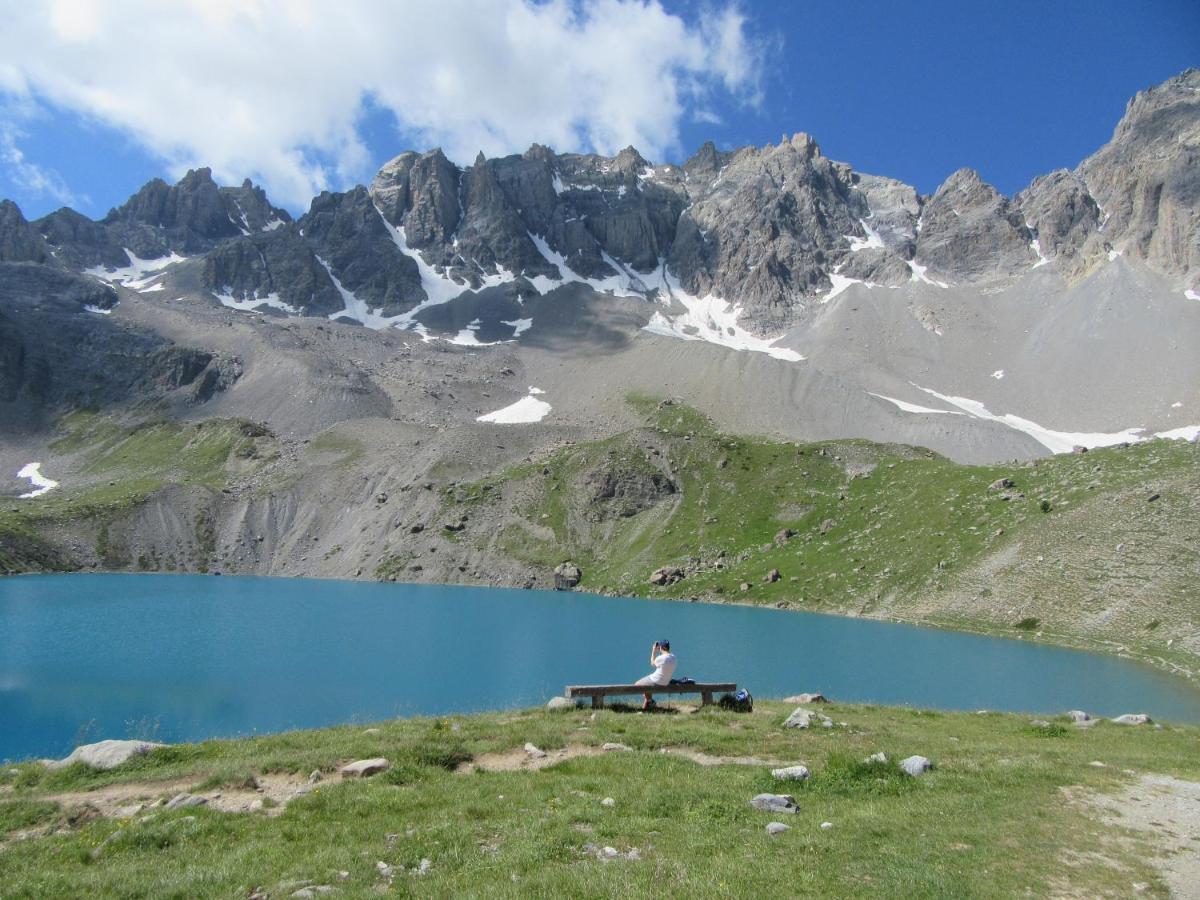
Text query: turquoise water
2 573 1198 761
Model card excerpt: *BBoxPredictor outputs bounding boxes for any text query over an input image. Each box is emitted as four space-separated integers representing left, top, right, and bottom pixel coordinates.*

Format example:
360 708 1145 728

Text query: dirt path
1071 773 1200 898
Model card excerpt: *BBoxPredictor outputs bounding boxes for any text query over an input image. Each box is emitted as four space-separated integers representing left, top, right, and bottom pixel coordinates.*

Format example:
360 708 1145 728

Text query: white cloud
0 118 84 208
0 0 766 208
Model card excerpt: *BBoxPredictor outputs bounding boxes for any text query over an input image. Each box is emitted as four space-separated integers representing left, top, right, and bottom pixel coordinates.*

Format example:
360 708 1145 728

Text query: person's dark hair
659 639 670 651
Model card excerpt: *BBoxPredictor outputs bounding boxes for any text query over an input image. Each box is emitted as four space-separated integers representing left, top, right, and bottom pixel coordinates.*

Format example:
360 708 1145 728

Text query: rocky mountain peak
0 199 53 264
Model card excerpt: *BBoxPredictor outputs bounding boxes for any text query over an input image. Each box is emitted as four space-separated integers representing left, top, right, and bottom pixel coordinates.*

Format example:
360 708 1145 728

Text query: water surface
2 573 1197 761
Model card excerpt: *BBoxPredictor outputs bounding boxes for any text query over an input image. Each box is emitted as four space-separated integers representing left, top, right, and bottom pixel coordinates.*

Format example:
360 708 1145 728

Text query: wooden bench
566 682 737 709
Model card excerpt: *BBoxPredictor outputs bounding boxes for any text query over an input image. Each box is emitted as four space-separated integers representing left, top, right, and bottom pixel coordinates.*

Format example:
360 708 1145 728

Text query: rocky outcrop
0 200 54 264
47 739 165 770
915 169 1034 282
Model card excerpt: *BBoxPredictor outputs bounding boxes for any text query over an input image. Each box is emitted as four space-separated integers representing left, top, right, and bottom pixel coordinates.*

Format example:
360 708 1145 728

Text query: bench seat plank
565 682 736 708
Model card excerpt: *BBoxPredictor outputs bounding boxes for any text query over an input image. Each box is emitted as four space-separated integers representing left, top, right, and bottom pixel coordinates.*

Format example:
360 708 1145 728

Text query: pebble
601 797 616 807
820 822 833 830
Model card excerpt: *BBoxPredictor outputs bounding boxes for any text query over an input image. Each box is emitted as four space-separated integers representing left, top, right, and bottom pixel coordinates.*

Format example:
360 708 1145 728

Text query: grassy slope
0 413 273 572
425 396 1200 673
1 702 1196 898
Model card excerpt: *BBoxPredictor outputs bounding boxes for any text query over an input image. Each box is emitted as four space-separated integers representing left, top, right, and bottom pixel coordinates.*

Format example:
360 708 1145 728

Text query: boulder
864 752 888 764
1065 710 1090 724
48 739 166 771
783 708 815 729
546 696 575 710
339 757 390 778
770 765 811 782
782 693 828 704
165 793 208 811
553 562 582 590
988 477 1016 491
765 568 781 583
1111 713 1151 726
649 565 684 586
523 743 547 759
899 755 933 776
750 793 798 814
602 742 633 752
766 822 791 835
774 529 795 545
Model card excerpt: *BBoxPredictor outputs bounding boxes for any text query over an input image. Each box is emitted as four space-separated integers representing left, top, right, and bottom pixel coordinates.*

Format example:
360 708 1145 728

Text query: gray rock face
200 224 344 314
750 793 798 814
34 206 130 270
553 562 582 589
1076 68 1200 282
1015 170 1100 269
915 169 1034 282
0 200 53 264
48 739 166 770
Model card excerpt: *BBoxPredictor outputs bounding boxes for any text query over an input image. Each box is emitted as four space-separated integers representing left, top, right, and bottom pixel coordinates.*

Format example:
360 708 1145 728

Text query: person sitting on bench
635 639 677 710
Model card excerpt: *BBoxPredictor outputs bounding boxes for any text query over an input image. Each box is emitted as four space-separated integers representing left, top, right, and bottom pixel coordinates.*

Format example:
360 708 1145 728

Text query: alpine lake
3 573 1199 761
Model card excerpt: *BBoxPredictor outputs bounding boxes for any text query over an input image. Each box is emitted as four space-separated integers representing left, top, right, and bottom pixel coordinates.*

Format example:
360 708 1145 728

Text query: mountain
0 70 1197 664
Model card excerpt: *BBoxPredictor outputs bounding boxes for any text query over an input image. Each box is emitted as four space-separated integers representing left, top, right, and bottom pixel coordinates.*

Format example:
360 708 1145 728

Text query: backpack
719 689 753 713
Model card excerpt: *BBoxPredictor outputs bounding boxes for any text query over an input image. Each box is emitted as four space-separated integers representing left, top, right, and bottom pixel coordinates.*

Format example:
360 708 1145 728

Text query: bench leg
701 691 713 707
592 695 605 709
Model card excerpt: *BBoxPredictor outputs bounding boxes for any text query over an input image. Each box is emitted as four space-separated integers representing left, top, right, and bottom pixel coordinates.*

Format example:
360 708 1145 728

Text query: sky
0 0 1196 219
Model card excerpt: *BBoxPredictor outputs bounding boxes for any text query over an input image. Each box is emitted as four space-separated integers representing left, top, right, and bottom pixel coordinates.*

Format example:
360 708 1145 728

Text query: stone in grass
864 752 888 764
523 743 547 759
1111 714 1151 726
750 793 798 814
782 708 833 729
601 797 616 807
782 693 828 704
766 822 791 835
48 739 166 771
1065 710 1091 723
770 765 811 782
291 888 336 898
602 742 633 752
165 793 208 811
899 755 933 776
339 758 390 778
546 696 575 710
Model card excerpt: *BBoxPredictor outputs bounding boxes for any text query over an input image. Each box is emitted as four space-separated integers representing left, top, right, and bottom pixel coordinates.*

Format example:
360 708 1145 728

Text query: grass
417 395 1200 674
1 701 1194 897
0 414 274 573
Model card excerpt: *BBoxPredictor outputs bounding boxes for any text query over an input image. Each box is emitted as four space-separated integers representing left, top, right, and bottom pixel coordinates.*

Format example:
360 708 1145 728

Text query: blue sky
0 0 1195 220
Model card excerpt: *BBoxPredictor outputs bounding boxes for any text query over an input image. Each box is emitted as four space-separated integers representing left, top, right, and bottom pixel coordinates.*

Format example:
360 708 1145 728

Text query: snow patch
908 260 949 288
823 272 875 302
316 258 408 330
991 370 1005 380
262 217 286 232
137 282 166 293
217 290 299 315
477 389 552 424
1185 289 1199 302
643 264 803 362
17 462 58 498
1107 248 1123 262
1171 401 1183 408
867 392 964 415
85 250 187 289
501 317 533 337
374 205 513 330
83 304 114 315
846 219 884 252
913 385 1199 454
1155 425 1200 441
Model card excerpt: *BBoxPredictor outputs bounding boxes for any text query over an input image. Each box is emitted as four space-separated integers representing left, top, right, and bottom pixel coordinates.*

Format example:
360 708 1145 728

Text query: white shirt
650 651 677 685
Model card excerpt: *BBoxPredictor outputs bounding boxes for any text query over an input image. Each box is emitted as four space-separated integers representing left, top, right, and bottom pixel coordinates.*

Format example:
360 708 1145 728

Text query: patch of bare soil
657 747 788 767
457 744 608 774
40 772 312 821
1064 774 1200 898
